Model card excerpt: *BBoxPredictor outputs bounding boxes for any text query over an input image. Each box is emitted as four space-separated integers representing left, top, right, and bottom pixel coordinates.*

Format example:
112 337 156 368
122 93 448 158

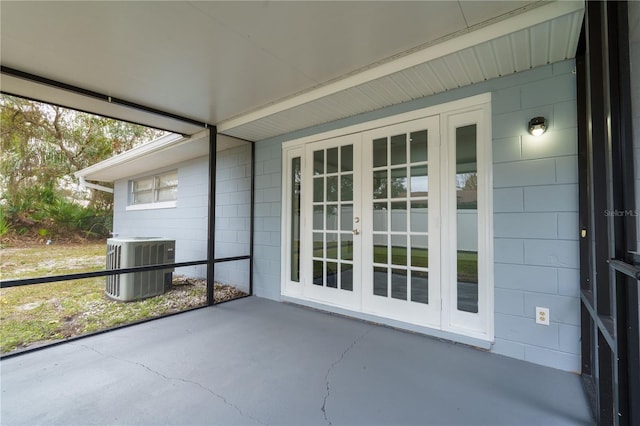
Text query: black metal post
607 2 640 424
578 2 640 424
587 0 612 319
207 128 217 306
576 26 594 383
250 141 255 295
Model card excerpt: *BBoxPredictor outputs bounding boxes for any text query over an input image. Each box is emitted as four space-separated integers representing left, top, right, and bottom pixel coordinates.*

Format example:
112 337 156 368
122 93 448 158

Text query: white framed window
127 170 178 210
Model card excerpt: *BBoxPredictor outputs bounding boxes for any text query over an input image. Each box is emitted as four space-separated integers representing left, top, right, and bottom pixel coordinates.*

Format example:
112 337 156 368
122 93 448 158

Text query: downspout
78 176 113 194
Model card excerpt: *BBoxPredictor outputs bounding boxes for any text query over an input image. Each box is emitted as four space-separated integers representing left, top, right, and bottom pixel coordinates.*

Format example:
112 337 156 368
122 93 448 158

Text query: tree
0 94 166 238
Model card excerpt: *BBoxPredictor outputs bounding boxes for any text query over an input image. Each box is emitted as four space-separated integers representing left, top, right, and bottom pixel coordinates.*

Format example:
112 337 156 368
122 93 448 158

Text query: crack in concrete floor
73 343 268 426
321 328 371 426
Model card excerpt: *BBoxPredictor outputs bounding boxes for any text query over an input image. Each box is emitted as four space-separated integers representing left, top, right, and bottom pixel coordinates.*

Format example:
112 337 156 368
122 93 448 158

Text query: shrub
0 207 12 237
2 184 112 240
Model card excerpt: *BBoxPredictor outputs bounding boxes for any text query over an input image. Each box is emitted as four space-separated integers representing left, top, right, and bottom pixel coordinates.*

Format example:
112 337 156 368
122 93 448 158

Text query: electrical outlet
536 307 550 325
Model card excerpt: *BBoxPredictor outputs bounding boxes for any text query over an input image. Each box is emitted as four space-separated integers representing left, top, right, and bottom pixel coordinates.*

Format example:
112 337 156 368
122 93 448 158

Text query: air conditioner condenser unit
106 237 175 302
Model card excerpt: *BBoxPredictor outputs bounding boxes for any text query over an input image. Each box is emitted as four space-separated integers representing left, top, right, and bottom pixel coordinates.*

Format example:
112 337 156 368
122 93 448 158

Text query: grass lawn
0 243 242 354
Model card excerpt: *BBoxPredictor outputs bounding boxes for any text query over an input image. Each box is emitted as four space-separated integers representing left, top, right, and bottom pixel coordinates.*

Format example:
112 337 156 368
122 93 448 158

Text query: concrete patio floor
1 296 593 425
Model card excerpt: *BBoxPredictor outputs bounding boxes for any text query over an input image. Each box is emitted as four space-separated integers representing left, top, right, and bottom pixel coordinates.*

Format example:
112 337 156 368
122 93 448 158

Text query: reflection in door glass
373 170 388 199
455 124 479 313
390 134 407 165
326 205 338 230
373 234 388 263
410 201 428 233
312 144 356 293
391 234 407 266
371 129 430 306
326 176 338 202
341 175 353 201
313 260 323 286
411 235 428 268
326 233 338 260
410 130 428 162
314 177 324 202
327 147 339 173
391 268 408 300
391 201 407 232
314 150 324 175
373 138 387 167
374 266 388 296
291 157 301 282
327 262 338 288
341 145 353 172
313 205 324 230
410 166 428 197
341 205 353 231
411 271 429 304
373 202 388 232
341 264 353 291
341 234 353 261
390 167 407 198
313 233 324 257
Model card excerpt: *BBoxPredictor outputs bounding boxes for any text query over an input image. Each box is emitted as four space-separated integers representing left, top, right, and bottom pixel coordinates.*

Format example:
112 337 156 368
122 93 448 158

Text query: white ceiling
0 1 584 140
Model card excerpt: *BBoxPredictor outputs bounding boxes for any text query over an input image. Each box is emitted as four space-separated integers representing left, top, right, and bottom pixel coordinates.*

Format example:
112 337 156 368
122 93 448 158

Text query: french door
360 116 441 327
283 97 492 341
302 134 362 309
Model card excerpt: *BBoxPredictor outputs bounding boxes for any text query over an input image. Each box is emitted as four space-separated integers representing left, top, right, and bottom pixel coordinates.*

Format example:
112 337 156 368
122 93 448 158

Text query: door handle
352 229 360 235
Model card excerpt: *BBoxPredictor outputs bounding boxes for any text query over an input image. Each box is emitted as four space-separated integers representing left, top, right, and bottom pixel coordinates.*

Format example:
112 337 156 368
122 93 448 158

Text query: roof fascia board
217 0 584 134
74 129 209 178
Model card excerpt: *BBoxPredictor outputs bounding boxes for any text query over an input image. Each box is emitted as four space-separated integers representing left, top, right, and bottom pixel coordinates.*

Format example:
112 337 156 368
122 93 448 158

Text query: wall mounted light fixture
528 117 547 136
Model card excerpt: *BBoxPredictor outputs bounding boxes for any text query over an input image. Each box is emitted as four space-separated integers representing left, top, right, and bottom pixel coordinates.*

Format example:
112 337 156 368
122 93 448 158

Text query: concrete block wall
113 143 252 290
113 156 209 278
253 60 580 372
253 140 283 300
214 143 252 293
491 60 580 372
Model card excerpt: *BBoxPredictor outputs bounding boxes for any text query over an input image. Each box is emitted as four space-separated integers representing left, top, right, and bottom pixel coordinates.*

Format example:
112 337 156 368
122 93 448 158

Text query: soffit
219 1 584 141
0 1 556 136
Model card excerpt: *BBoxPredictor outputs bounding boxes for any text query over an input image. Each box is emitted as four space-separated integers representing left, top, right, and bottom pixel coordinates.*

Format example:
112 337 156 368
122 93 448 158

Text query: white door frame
281 93 493 342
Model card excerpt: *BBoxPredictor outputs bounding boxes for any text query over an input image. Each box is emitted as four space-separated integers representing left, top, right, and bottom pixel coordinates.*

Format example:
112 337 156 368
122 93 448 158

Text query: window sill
126 201 177 211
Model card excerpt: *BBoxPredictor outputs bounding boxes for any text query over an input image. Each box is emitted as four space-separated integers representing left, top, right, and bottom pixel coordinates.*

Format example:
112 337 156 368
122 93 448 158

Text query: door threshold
281 295 492 350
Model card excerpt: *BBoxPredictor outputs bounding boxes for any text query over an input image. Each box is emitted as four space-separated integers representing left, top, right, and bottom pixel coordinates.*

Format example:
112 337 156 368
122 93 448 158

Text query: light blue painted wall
113 143 252 291
214 143 252 293
113 157 209 278
253 140 283 300
253 59 580 372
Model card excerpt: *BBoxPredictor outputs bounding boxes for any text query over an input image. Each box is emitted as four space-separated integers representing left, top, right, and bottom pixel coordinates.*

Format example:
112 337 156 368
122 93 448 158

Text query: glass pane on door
371 129 430 304
455 124 479 313
311 145 355 291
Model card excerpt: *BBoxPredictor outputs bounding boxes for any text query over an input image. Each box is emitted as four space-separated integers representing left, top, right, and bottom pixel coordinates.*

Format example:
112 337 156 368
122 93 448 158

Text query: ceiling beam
1 66 209 136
